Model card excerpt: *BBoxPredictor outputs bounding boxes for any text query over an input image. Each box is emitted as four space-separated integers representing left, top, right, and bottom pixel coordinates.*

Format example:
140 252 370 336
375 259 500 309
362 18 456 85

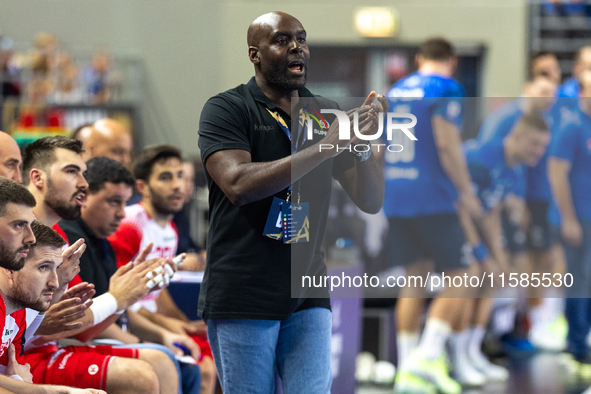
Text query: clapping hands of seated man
34 242 178 338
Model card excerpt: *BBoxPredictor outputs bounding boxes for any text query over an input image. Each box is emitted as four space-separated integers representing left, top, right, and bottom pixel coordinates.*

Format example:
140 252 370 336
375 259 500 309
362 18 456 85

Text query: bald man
558 46 591 97
198 11 386 394
83 119 133 168
0 131 22 182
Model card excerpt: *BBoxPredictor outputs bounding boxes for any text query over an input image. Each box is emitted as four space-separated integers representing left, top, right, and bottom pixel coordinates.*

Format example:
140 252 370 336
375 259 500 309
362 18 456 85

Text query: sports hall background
0 1 587 393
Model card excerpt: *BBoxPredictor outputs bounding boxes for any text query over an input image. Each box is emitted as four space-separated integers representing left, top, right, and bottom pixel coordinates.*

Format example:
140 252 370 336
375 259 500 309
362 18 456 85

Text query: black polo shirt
59 218 118 296
197 77 355 320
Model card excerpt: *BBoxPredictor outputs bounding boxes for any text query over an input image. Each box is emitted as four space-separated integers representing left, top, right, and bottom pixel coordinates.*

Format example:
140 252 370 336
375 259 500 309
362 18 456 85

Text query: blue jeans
121 343 201 394
207 307 332 394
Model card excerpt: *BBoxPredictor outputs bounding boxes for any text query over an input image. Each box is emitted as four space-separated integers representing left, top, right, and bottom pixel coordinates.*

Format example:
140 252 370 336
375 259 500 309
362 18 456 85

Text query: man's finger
58 305 88 321
345 106 372 118
377 94 389 112
134 243 154 265
7 344 16 363
80 289 96 304
362 91 377 107
63 239 85 258
72 243 87 259
116 261 134 277
66 283 93 298
63 321 84 331
186 340 201 360
52 298 83 310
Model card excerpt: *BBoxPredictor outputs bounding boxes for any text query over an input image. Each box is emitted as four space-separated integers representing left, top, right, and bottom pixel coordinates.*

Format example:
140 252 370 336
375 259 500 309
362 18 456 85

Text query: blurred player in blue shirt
549 71 591 366
477 76 566 351
451 114 549 386
385 38 482 394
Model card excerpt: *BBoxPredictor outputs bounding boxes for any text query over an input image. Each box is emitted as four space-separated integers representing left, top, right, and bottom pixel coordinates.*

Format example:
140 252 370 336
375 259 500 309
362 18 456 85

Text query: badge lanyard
262 108 311 244
265 108 307 203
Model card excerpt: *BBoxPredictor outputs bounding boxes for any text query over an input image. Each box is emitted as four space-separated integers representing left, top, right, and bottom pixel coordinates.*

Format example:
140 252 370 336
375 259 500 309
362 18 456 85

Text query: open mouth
170 195 183 204
74 193 86 206
288 61 305 74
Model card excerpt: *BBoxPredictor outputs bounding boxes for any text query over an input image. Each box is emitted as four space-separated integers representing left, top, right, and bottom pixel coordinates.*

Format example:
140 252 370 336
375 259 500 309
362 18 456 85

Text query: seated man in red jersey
109 145 217 394
0 220 108 394
19 136 181 393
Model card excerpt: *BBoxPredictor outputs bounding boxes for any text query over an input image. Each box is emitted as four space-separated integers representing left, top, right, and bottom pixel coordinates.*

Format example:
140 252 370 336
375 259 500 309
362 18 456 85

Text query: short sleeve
550 125 579 164
0 311 26 367
52 223 70 248
198 95 252 164
108 222 142 267
433 94 464 130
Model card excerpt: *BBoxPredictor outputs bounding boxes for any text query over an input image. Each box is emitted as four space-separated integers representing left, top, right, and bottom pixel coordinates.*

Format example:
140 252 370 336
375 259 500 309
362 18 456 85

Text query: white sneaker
531 325 566 352
452 356 487 386
355 352 376 383
470 349 509 381
373 361 396 385
402 351 462 394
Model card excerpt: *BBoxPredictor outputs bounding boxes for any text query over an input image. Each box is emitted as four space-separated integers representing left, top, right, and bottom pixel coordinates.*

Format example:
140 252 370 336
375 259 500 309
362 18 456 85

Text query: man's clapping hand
109 257 176 310
35 282 95 336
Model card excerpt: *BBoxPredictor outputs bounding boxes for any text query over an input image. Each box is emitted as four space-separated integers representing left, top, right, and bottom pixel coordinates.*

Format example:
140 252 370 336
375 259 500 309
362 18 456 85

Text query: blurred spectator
173 160 206 272
25 52 53 105
72 122 95 143
0 36 20 99
33 32 58 57
85 49 114 104
530 52 562 85
0 131 22 182
49 50 83 103
558 46 591 97
85 118 133 168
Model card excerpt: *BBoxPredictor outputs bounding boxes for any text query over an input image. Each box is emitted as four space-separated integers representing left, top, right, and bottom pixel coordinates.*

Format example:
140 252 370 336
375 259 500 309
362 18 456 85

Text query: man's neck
80 217 104 239
33 204 60 228
27 186 60 227
0 289 20 316
418 62 452 78
255 75 299 115
141 200 172 228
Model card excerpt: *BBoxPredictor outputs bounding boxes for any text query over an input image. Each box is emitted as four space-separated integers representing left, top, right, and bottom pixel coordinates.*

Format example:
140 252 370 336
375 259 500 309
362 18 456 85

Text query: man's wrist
90 293 119 325
355 146 372 162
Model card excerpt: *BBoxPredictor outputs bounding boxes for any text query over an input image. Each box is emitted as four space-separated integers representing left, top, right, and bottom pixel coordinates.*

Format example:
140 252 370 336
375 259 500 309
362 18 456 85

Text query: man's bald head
85 118 133 169
247 12 300 46
574 46 591 79
0 131 22 183
579 70 591 97
247 12 309 93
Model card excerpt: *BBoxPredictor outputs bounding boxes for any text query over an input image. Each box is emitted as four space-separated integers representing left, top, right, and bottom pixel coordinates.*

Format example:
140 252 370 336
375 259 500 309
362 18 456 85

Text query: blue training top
383 72 465 217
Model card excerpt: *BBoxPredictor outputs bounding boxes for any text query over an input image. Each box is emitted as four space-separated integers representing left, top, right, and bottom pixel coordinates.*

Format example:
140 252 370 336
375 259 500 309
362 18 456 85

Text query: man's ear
3 268 15 282
29 168 45 190
415 53 423 69
249 46 260 65
136 179 147 198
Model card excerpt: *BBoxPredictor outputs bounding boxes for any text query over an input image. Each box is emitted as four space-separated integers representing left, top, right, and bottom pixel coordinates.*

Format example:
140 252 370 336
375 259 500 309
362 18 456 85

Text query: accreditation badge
263 197 286 240
281 202 310 244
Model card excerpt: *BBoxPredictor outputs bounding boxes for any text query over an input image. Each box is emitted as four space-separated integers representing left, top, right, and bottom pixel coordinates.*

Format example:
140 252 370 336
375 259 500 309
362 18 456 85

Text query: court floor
357 353 591 394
